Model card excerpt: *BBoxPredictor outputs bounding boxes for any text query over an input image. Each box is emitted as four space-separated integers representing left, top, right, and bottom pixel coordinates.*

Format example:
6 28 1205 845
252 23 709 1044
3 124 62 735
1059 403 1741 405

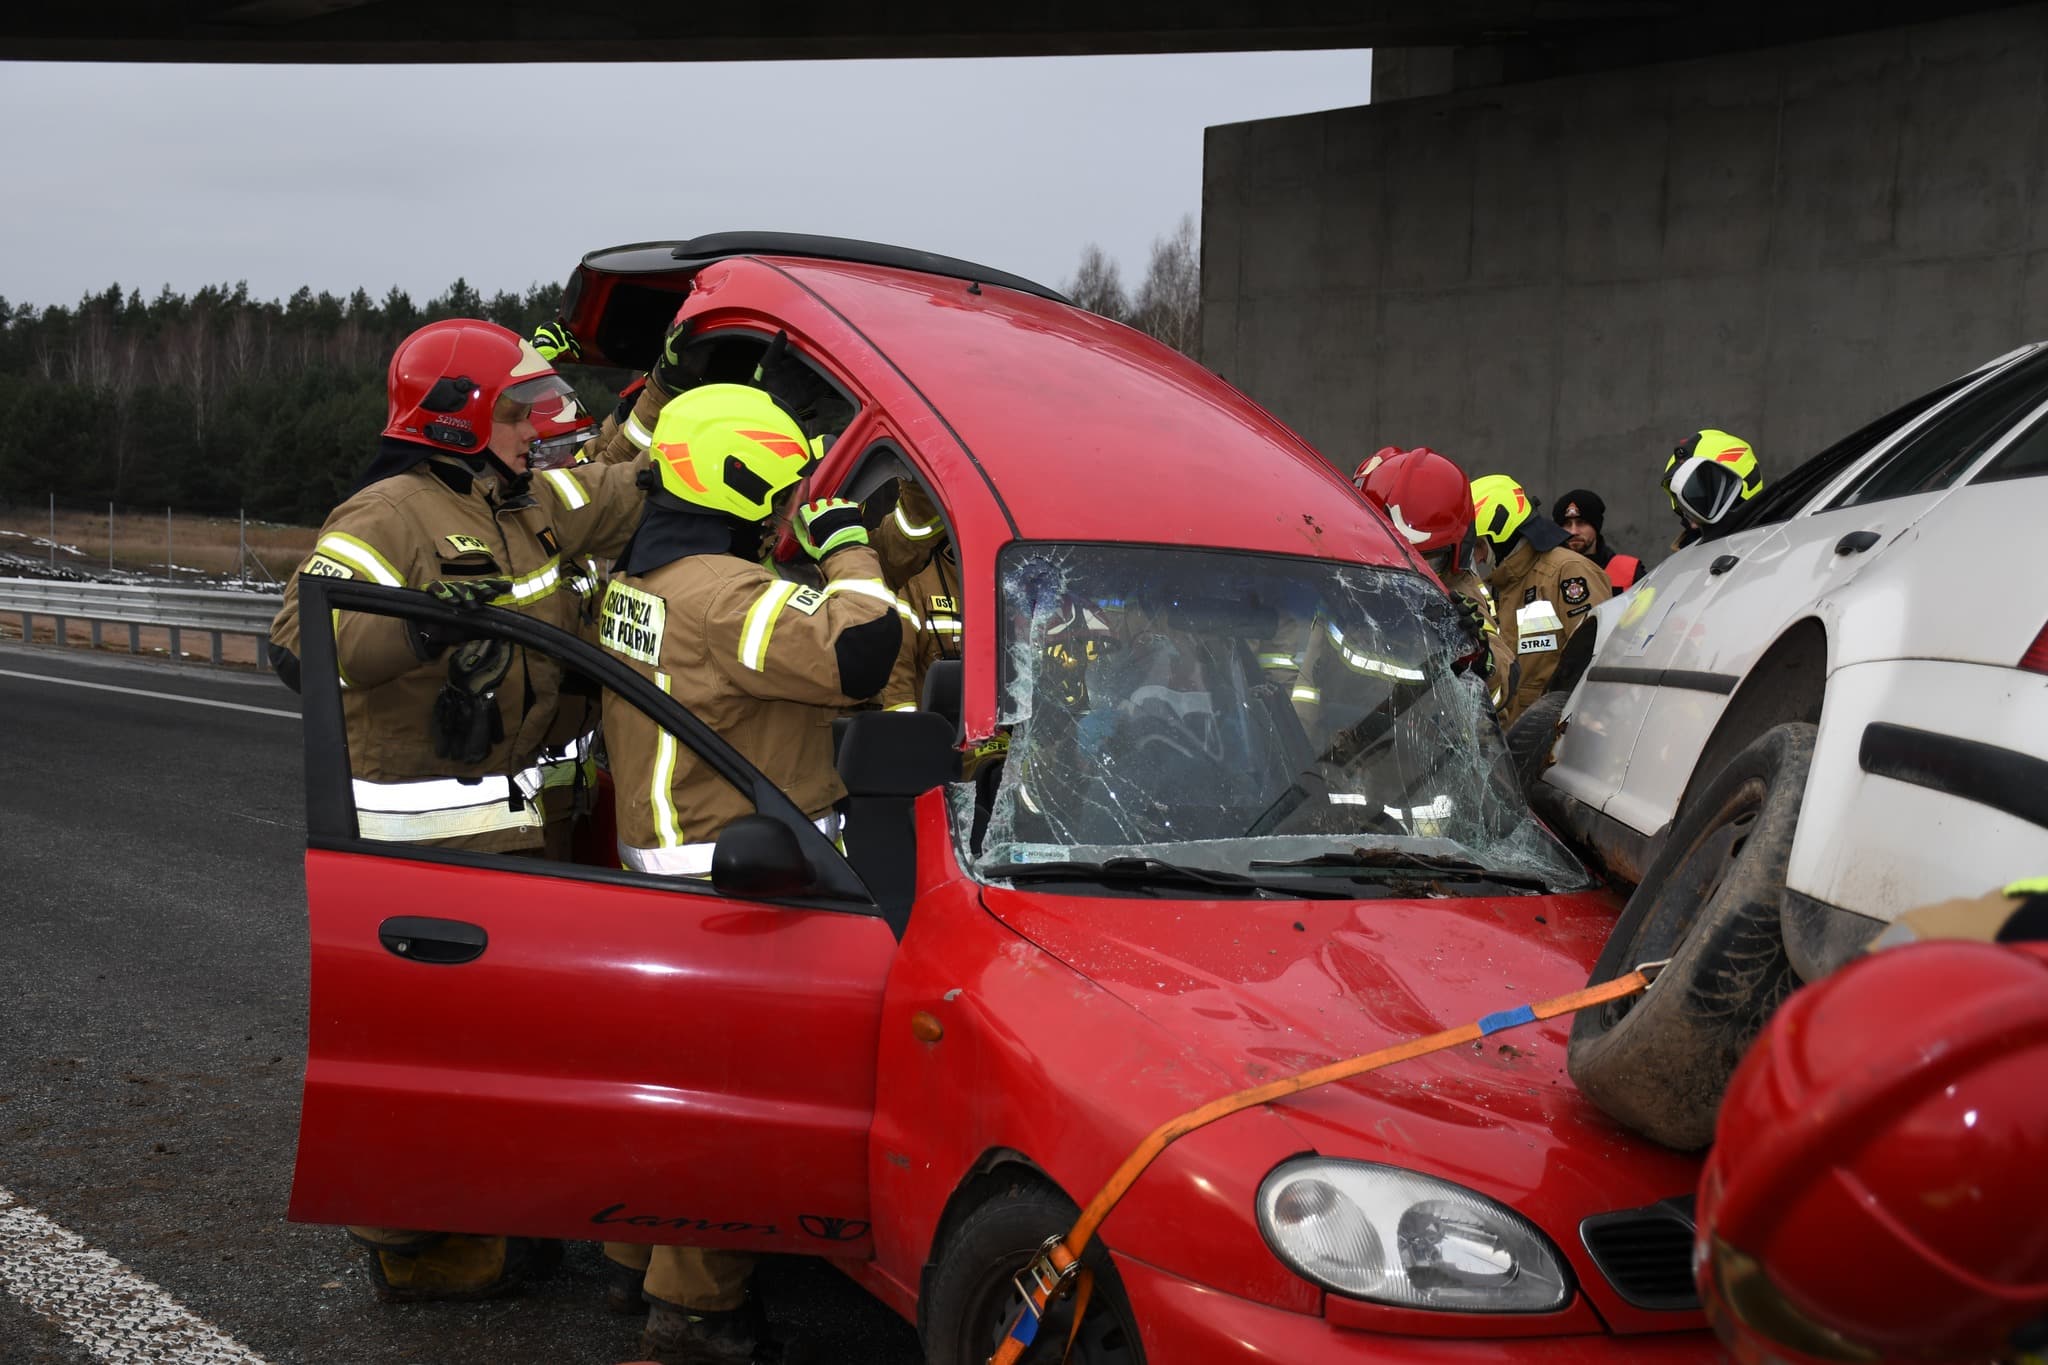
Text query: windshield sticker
600 581 666 666
959 544 1589 893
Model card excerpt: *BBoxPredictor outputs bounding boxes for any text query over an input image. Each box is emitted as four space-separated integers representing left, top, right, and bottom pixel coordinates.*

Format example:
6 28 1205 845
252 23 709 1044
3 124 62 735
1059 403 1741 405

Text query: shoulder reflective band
315 532 404 587
1258 652 1298 670
622 813 843 877
738 579 802 671
1323 619 1426 681
2007 877 2048 896
893 505 939 538
823 576 916 623
539 468 590 511
623 411 654 450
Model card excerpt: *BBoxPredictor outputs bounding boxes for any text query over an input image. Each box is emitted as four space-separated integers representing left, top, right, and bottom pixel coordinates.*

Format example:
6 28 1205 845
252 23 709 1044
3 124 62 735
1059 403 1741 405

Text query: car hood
979 882 1701 1218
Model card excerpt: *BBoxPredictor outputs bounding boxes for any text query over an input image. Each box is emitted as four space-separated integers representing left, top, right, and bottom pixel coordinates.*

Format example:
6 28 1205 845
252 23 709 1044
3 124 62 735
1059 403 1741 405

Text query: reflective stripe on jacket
598 544 900 852
270 453 648 847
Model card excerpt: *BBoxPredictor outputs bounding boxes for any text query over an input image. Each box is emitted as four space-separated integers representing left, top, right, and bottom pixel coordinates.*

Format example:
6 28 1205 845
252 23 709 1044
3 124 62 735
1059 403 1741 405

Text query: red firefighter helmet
1695 938 2048 1364
1351 446 1407 490
383 319 577 456
1358 447 1475 574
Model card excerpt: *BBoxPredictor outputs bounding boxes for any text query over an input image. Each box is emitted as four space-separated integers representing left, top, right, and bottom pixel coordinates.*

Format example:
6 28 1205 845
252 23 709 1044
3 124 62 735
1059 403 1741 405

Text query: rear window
1826 349 2048 509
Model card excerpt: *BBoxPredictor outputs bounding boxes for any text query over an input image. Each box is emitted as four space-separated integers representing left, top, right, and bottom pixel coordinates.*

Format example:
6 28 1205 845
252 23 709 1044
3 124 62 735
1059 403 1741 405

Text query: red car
287 234 1716 1362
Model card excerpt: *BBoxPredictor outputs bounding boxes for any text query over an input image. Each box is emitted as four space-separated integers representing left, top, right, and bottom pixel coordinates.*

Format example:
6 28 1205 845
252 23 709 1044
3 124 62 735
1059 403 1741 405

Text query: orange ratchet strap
985 963 1667 1365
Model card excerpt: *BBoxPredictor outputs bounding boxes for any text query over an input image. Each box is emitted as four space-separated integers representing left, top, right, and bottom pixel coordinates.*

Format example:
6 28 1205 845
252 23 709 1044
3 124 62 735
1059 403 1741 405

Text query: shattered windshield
966 543 1588 892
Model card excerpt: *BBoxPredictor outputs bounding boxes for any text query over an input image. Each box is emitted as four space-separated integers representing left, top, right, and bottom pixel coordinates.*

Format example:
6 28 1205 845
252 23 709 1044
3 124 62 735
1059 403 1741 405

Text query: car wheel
1566 722 1813 1150
922 1177 1146 1365
1504 691 1569 797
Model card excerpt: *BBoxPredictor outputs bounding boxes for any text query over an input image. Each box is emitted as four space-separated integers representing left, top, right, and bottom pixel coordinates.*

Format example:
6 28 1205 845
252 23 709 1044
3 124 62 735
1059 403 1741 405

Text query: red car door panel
289 849 896 1255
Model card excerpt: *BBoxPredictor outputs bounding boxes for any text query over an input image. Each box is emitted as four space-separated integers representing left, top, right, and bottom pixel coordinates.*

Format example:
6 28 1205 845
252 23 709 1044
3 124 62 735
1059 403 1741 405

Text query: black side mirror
710 814 816 899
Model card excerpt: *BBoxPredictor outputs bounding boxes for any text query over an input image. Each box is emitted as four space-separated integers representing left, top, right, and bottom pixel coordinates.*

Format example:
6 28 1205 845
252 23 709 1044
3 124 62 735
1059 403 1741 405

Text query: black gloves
406 577 510 661
1452 592 1496 682
430 637 513 764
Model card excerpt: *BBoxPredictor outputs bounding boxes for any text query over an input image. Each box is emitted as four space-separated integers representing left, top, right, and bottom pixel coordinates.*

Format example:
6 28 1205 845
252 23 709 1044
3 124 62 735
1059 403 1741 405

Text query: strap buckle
1012 1234 1082 1308
1633 958 1673 984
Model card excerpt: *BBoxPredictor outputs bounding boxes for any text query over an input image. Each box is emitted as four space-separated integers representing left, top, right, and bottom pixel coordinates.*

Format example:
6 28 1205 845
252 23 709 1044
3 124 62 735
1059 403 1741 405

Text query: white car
1529 342 2048 1148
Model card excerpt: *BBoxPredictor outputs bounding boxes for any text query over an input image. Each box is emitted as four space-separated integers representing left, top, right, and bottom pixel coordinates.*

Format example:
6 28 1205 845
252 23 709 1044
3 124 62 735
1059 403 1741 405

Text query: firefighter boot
354 1232 557 1304
638 1296 784 1365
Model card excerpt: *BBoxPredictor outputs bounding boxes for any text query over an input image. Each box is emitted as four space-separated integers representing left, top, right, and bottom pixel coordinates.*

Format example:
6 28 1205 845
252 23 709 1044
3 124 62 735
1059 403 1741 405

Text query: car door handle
378 916 488 965
1835 530 1881 555
1708 554 1740 576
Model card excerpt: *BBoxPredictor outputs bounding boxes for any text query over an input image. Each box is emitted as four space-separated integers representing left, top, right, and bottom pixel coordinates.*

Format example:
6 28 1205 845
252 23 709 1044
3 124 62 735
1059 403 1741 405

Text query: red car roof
750 256 1409 566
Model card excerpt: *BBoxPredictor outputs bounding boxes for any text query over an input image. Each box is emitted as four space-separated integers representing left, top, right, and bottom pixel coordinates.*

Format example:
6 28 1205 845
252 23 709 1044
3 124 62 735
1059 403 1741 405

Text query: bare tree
1065 244 1130 323
1131 214 1201 360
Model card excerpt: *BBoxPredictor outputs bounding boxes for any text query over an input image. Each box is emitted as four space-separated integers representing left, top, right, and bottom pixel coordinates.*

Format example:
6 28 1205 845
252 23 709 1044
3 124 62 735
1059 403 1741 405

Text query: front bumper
1116 1252 1719 1362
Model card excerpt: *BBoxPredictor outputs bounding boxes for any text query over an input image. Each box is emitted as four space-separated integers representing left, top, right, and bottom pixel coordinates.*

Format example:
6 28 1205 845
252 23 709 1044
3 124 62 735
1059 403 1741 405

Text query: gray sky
0 51 1370 309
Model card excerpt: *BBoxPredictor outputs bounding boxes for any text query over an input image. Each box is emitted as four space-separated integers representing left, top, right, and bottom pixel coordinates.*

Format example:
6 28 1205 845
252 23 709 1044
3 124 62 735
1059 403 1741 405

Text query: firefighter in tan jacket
592 383 899 1365
1471 474 1612 725
266 320 651 1307
269 320 648 858
873 479 963 712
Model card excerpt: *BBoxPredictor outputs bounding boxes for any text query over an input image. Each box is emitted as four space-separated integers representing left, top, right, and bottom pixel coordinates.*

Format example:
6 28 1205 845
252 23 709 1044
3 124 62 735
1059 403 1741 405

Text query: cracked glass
963 543 1588 892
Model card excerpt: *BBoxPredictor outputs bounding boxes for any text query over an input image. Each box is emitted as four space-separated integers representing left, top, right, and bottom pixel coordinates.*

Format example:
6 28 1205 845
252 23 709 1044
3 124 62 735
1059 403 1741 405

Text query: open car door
287 578 899 1258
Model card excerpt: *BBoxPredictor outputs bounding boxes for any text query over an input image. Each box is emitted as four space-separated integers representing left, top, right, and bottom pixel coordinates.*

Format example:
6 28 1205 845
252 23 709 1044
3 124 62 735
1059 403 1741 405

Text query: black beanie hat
1553 488 1606 532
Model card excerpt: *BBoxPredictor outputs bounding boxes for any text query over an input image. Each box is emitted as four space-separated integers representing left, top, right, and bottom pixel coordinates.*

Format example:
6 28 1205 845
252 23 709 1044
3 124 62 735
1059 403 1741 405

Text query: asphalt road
0 642 924 1365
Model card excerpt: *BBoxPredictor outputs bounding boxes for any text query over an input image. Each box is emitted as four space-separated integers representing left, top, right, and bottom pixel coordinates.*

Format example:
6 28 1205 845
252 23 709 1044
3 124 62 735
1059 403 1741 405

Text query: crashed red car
286 234 1716 1362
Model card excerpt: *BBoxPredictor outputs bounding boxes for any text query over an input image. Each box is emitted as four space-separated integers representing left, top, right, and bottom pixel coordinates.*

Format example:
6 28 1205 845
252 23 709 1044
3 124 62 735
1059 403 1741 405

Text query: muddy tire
922 1176 1144 1365
1566 722 1813 1150
1504 691 1569 798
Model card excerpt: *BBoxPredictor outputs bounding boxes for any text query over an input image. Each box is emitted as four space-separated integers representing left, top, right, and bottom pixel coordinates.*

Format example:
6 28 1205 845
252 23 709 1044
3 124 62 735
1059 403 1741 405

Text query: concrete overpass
0 2 2007 66
9 0 2037 554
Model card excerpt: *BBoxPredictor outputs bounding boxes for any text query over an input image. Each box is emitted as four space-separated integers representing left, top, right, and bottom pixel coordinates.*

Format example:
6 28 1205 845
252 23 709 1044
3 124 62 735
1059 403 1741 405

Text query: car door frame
290 576 903 1255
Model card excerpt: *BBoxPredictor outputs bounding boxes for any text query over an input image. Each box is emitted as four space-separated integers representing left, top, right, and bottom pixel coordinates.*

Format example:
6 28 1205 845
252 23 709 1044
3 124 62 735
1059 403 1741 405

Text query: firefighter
1549 487 1645 591
1356 447 1517 715
590 382 899 1364
1663 428 1763 551
1694 880 2048 1365
1470 474 1611 725
873 478 962 712
267 318 651 1301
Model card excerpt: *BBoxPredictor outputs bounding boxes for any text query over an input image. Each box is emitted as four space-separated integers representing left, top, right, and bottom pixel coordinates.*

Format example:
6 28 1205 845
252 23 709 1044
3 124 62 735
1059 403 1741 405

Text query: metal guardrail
0 578 281 665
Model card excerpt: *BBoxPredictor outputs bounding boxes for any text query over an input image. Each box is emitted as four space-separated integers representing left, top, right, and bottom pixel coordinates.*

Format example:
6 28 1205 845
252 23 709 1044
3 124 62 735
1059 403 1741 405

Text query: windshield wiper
988 857 1263 895
1248 848 1556 892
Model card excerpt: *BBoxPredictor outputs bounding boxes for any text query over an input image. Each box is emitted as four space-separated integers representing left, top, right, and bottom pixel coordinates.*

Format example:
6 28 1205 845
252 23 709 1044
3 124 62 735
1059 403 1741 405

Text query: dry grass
0 506 314 584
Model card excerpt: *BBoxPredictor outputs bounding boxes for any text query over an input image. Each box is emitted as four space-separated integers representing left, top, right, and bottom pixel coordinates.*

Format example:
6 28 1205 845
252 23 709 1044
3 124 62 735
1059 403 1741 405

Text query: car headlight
1257 1159 1571 1312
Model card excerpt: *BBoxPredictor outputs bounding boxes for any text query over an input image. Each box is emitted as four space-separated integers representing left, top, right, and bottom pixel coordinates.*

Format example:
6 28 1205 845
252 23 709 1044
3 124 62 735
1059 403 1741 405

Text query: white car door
1604 347 2048 837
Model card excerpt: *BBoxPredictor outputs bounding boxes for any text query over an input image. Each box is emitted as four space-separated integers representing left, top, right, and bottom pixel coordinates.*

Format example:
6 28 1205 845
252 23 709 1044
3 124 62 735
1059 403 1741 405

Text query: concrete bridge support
1202 4 2048 557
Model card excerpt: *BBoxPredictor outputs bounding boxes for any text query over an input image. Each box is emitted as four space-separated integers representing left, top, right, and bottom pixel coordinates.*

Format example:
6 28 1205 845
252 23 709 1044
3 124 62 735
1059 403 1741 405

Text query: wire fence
0 497 311 588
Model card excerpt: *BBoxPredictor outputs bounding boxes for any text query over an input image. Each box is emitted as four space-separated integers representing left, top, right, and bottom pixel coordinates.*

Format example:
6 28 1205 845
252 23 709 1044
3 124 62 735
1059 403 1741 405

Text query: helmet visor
494 373 577 424
1666 457 1744 526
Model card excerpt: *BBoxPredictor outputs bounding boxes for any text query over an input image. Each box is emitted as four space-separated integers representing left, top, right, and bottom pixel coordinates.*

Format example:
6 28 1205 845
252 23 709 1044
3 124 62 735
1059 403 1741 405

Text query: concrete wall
1202 5 2048 561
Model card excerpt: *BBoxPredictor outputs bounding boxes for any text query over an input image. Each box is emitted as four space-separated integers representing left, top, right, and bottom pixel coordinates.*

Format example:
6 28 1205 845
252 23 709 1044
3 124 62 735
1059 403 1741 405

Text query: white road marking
0 1187 272 1364
0 668 298 719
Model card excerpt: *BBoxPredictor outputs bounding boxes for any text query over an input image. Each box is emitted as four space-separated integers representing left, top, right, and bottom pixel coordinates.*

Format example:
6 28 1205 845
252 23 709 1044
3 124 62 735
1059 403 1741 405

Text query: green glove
531 320 580 364
406 577 511 661
652 314 698 394
793 498 869 561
